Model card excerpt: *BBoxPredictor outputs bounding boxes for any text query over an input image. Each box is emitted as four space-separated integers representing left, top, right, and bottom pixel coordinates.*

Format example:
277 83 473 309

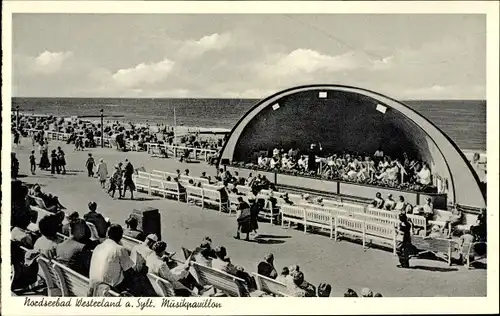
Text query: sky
12 14 486 99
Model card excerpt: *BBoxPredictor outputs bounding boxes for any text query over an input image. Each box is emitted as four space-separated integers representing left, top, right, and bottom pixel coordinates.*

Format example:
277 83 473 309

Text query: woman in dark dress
39 141 50 170
396 213 414 268
50 149 60 174
57 146 66 174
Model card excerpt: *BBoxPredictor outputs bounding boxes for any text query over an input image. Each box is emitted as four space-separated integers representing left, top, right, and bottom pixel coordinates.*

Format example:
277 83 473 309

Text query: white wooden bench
52 260 90 296
203 189 229 213
234 185 252 196
191 262 249 297
281 205 306 231
37 256 62 296
412 235 456 265
323 198 343 208
304 207 334 238
342 202 366 215
252 272 289 297
147 273 176 296
185 185 204 207
407 214 427 236
133 174 151 193
364 222 397 254
334 216 366 246
463 241 487 269
152 169 177 180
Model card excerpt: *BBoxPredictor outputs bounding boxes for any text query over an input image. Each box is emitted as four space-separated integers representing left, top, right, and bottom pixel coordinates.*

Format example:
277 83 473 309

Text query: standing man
57 146 67 175
29 150 37 175
122 159 135 200
85 153 96 177
396 213 414 268
234 197 251 241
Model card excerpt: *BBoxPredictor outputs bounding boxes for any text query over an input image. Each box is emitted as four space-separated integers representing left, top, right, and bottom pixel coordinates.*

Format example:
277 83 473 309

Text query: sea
12 98 486 151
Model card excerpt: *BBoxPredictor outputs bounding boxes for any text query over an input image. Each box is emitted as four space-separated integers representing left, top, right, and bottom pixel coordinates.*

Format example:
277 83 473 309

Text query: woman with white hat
96 158 108 189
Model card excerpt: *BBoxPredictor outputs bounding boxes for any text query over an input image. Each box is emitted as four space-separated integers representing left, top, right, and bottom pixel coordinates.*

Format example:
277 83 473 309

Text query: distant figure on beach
85 153 96 177
50 149 60 174
96 158 108 189
57 146 66 174
29 150 36 175
122 159 135 200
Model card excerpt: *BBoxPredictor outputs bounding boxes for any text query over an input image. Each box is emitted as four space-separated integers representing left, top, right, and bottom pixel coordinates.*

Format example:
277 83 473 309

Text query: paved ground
11 138 487 297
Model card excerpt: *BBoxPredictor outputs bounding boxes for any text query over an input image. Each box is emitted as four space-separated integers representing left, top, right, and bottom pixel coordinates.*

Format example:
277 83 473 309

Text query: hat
68 211 79 220
264 253 274 261
303 194 310 200
146 234 158 242
99 158 104 163
361 287 373 297
387 194 393 198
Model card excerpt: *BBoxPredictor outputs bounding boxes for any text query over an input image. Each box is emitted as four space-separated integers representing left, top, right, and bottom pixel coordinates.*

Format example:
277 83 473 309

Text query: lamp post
100 108 104 148
16 105 20 128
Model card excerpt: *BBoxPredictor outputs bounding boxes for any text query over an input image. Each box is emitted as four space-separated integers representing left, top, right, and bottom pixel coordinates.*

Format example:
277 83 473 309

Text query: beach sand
11 139 486 297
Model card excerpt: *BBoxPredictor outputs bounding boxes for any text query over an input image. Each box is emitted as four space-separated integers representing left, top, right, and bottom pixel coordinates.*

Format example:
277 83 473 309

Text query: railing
145 142 217 161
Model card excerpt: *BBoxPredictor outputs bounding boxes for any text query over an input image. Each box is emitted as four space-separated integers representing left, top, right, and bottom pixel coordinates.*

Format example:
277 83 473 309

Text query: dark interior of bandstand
233 90 437 167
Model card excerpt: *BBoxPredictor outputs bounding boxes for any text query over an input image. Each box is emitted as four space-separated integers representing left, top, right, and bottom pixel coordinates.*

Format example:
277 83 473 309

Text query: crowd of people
233 144 437 193
13 114 223 153
11 179 388 297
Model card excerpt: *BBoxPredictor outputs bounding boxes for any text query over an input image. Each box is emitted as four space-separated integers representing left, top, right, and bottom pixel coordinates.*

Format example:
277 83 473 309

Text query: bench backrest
305 208 332 225
121 235 142 252
202 183 225 191
191 262 248 297
365 207 397 219
86 222 101 240
354 213 396 226
147 273 176 297
365 222 396 239
53 260 90 296
336 216 364 232
134 175 150 187
342 202 365 214
204 189 222 201
235 185 252 195
280 205 305 218
163 181 182 192
185 185 204 196
323 206 349 218
407 214 426 228
323 199 342 208
37 256 60 296
252 272 288 297
412 236 455 253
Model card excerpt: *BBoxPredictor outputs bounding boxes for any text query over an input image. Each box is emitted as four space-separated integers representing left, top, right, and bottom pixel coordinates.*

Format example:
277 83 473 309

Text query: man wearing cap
130 234 157 273
84 201 109 238
234 197 251 241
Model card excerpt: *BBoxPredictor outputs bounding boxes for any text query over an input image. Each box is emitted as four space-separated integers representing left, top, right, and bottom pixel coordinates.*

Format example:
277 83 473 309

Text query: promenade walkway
11 139 486 297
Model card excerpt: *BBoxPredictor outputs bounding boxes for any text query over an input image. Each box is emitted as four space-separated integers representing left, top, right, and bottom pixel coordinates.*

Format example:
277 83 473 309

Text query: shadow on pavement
410 265 459 272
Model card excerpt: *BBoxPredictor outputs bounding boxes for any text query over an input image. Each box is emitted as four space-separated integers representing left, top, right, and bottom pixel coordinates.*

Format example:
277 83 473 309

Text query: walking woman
96 158 108 189
396 213 414 268
50 149 60 174
39 140 50 170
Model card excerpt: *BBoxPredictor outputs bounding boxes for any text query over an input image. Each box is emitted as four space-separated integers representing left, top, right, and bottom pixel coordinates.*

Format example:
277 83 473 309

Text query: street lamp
100 108 104 148
16 105 20 128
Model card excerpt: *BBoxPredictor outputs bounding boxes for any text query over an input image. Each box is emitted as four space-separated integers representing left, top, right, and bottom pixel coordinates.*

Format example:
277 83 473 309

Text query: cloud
15 51 74 75
178 33 232 58
110 58 175 88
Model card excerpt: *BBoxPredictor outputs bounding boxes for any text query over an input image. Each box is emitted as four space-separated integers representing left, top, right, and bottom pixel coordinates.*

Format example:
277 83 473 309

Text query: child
85 153 95 177
29 150 36 175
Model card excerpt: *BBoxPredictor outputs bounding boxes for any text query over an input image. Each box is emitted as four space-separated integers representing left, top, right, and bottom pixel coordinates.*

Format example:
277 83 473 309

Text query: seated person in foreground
56 221 94 277
394 196 411 213
257 253 278 279
146 241 206 296
414 198 434 223
287 271 316 297
83 201 110 238
211 246 238 275
276 267 290 284
130 234 158 273
11 211 36 249
33 215 61 259
31 184 66 211
124 215 145 241
444 207 464 235
61 211 80 236
193 236 217 267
